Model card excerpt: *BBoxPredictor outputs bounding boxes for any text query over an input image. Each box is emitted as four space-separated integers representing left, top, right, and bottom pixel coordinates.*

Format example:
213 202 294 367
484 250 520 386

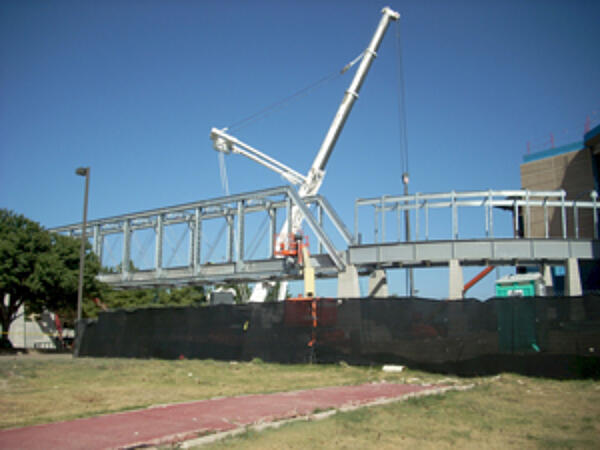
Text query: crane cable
217 52 365 260
204 151 232 262
395 21 413 297
227 52 364 132
395 22 409 177
218 151 230 196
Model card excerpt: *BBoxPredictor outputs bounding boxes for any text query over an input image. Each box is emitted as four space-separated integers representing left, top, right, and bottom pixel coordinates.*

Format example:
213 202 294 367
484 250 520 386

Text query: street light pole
76 167 90 323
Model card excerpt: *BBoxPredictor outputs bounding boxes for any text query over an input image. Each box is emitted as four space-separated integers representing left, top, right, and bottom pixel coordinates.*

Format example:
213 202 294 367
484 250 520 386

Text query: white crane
211 7 400 301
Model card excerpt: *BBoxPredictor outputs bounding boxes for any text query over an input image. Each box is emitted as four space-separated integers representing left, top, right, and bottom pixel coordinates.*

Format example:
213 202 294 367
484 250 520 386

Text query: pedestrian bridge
50 186 599 298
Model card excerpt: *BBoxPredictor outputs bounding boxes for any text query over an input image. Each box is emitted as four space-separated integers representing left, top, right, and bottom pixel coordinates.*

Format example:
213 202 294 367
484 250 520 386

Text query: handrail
355 189 599 242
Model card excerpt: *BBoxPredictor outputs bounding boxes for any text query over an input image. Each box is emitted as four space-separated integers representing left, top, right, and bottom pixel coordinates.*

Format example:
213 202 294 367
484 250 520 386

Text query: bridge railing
355 189 599 244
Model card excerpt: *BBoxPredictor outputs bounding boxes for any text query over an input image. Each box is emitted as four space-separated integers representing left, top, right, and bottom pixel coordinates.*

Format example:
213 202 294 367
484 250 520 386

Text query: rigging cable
221 53 364 261
205 148 232 263
218 151 230 196
395 21 409 177
227 52 364 132
395 20 414 296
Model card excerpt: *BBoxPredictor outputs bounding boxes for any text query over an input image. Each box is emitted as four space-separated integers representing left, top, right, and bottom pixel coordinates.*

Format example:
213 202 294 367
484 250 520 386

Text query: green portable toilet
495 273 545 297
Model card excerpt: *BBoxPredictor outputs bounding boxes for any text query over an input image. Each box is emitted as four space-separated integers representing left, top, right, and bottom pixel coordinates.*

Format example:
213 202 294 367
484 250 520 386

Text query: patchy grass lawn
0 354 459 429
205 374 600 449
2 354 599 449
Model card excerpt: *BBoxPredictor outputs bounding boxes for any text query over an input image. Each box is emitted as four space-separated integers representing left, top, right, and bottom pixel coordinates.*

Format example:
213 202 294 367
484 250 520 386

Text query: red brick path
0 382 443 449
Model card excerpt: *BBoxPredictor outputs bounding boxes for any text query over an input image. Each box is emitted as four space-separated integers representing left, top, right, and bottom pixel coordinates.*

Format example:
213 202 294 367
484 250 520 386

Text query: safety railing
355 189 599 243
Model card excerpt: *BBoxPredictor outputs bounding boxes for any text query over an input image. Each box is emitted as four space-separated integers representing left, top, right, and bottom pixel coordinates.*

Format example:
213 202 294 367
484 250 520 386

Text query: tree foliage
265 282 292 302
93 285 207 315
0 209 103 345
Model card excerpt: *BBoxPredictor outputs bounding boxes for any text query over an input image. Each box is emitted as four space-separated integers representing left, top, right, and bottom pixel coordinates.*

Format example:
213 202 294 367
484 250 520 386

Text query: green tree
0 209 103 346
92 285 207 315
265 282 292 302
166 286 206 306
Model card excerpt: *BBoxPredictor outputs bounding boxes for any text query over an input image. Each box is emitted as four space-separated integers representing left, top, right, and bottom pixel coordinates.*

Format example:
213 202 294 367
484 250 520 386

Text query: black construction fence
75 295 600 378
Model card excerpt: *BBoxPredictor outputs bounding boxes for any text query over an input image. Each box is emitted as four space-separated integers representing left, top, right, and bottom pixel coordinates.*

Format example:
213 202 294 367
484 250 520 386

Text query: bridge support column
337 264 360 298
541 264 554 296
368 269 388 297
565 258 582 297
448 259 463 300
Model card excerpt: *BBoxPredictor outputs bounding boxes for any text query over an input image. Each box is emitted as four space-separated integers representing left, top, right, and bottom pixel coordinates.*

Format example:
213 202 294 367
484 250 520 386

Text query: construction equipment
211 7 400 301
279 231 319 355
275 232 315 298
463 266 495 297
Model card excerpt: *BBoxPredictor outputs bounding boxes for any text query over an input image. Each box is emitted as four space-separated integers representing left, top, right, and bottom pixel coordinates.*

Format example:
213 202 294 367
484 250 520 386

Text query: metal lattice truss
50 186 354 288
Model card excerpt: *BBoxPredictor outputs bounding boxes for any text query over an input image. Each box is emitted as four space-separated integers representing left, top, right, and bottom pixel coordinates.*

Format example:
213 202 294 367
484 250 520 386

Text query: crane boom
210 7 400 301
309 6 400 181
291 6 399 233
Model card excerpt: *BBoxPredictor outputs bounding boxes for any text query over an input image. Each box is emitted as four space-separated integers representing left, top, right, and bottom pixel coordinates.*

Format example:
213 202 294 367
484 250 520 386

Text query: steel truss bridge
51 187 600 298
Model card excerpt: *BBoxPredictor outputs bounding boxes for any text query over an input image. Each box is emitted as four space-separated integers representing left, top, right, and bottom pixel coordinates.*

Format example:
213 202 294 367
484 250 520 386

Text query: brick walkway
0 382 448 449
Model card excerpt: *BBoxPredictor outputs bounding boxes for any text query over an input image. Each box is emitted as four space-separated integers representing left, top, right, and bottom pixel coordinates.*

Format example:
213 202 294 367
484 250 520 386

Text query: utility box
495 273 545 297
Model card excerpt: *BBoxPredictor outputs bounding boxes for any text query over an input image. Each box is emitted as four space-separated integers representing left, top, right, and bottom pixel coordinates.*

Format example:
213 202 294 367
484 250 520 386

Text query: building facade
520 123 600 294
520 124 600 239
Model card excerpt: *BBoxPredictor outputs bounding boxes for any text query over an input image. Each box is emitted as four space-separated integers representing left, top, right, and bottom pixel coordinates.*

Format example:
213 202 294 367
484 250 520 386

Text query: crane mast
211 7 400 301
291 6 399 230
308 7 400 182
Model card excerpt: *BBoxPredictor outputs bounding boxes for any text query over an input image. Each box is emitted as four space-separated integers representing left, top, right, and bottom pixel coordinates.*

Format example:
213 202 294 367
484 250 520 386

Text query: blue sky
1 0 599 299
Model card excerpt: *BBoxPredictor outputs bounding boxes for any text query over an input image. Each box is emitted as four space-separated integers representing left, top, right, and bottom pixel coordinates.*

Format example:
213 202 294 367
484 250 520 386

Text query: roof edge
523 141 584 163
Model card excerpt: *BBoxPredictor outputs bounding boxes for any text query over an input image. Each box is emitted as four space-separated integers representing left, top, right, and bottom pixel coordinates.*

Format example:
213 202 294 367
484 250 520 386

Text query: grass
205 375 600 449
0 353 456 429
1 354 599 449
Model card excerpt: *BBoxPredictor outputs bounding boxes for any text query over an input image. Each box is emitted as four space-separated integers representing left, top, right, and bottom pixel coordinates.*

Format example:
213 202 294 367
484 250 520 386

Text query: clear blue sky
1 0 599 299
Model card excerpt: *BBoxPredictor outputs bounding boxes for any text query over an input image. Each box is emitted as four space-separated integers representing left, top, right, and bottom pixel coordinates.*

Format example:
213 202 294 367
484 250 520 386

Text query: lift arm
210 7 400 301
212 6 399 199
304 6 400 195
210 128 308 186
286 6 400 243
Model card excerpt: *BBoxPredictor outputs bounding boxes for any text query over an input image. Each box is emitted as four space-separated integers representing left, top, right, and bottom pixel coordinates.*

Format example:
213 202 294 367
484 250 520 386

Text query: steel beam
286 187 345 271
194 208 202 273
122 219 131 280
236 200 245 266
349 238 600 268
268 207 276 258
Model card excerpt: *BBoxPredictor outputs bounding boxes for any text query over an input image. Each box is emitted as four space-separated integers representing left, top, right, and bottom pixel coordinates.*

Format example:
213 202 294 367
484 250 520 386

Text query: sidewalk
0 382 452 449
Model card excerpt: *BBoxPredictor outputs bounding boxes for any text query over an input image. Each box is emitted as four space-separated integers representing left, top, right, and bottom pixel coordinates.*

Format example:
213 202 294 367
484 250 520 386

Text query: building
520 122 600 293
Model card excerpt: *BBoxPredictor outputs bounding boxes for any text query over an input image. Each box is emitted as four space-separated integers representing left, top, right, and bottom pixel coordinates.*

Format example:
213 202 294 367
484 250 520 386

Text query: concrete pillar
368 269 389 297
541 264 554 296
565 258 582 297
337 264 360 298
448 259 464 300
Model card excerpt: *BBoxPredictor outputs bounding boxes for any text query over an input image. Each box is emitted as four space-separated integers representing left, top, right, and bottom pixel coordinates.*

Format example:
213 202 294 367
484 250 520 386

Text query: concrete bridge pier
367 269 389 297
337 264 360 297
448 259 464 300
565 258 583 296
541 264 554 296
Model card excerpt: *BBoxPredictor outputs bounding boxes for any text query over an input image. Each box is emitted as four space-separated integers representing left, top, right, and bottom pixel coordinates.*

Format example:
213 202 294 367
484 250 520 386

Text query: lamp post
75 167 90 323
